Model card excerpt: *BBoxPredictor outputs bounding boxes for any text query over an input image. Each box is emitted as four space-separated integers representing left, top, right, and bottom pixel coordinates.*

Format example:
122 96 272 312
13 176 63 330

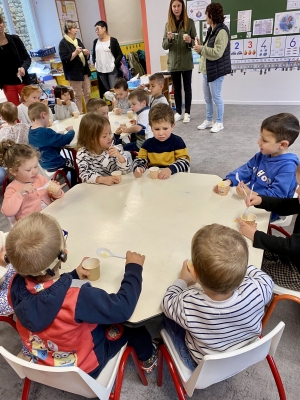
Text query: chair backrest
161 321 285 397
0 344 127 400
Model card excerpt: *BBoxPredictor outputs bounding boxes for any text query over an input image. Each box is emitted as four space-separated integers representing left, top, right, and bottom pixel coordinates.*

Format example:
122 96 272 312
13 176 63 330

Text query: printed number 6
248 41 252 49
290 38 296 48
234 42 239 50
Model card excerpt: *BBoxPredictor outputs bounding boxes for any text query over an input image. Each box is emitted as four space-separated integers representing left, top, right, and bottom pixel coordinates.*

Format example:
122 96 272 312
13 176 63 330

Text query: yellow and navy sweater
133 133 190 174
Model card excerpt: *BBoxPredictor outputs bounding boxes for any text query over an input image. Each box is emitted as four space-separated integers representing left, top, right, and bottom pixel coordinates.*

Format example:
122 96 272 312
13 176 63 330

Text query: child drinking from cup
86 98 109 117
76 113 132 185
18 85 54 125
148 73 169 108
7 212 158 375
54 85 79 120
0 101 29 144
112 78 130 115
0 140 64 222
133 104 190 179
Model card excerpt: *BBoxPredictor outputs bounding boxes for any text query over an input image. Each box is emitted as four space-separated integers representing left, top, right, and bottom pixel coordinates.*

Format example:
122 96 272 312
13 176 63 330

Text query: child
76 113 132 185
18 85 54 125
86 98 109 117
6 212 158 375
28 102 77 186
238 166 300 291
0 233 14 316
115 88 152 152
54 85 79 120
0 140 64 221
133 104 190 179
161 224 273 370
112 78 130 115
213 113 299 220
148 73 169 108
0 101 29 144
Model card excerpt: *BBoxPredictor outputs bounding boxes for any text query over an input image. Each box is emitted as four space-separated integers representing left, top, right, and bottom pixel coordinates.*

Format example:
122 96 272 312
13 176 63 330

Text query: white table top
51 111 130 147
43 172 270 324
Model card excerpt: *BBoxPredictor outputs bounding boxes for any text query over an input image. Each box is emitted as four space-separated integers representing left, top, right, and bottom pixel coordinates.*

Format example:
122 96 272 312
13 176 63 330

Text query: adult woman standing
59 20 91 113
194 3 231 133
92 21 123 93
0 14 31 105
162 0 196 123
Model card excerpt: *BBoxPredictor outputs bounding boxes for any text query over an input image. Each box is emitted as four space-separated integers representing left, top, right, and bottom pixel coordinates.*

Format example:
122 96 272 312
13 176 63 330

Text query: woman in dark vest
194 3 230 133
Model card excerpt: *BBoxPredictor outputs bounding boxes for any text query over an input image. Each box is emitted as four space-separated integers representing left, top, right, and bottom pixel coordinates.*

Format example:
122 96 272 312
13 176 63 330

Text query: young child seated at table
0 232 14 316
114 88 152 152
0 140 64 221
76 113 132 185
112 78 130 115
161 224 273 370
238 166 300 291
54 85 79 120
148 73 169 108
0 101 29 144
18 85 54 125
133 104 190 179
28 102 77 187
7 212 158 375
86 98 109 117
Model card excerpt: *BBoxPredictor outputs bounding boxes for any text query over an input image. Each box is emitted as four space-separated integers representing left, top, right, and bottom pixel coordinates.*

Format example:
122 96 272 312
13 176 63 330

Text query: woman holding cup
162 0 196 123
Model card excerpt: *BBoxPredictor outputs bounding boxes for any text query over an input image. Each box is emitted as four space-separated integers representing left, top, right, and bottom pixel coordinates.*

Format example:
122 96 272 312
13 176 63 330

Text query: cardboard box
160 55 168 71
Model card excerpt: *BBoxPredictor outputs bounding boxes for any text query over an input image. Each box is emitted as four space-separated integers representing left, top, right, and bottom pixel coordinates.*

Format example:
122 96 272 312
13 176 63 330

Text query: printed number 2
248 41 252 49
235 42 239 50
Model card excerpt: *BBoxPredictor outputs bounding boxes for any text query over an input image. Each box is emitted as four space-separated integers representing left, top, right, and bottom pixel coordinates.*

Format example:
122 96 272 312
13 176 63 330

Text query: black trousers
170 70 193 114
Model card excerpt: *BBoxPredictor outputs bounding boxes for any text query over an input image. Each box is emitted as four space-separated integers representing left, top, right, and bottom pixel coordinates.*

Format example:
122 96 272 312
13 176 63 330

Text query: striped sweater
161 265 273 364
133 133 190 174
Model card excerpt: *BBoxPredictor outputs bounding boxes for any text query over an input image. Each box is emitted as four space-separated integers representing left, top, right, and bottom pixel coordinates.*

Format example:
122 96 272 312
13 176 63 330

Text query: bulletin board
55 0 82 41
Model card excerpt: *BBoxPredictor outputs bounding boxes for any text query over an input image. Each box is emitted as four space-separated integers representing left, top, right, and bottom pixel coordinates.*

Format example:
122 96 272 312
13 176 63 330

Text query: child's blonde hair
128 88 149 104
6 213 64 276
77 113 110 153
191 224 248 294
21 85 41 103
0 101 18 123
0 139 40 177
86 98 107 113
28 102 49 122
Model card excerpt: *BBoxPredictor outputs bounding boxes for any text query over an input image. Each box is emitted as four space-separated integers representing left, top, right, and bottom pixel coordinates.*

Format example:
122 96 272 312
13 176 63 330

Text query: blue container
30 46 56 58
128 79 141 89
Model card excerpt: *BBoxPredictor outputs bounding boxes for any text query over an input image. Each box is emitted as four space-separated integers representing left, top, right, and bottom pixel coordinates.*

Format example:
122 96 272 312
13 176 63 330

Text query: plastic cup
241 213 257 226
217 181 230 196
82 257 100 281
127 110 134 119
149 166 159 179
47 181 61 196
111 170 122 182
73 111 79 118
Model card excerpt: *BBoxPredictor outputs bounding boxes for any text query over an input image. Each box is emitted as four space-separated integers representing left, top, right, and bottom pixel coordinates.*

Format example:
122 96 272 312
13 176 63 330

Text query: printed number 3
248 41 252 49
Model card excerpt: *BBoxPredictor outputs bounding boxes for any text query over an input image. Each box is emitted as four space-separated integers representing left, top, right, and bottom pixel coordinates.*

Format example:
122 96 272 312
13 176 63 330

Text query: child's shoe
140 341 158 373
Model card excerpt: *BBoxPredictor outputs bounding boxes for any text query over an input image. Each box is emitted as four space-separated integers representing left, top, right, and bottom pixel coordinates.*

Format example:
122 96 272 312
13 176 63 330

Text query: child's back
0 123 29 144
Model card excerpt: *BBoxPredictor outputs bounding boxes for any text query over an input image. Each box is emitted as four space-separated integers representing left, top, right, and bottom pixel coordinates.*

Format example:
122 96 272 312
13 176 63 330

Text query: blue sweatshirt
29 127 75 170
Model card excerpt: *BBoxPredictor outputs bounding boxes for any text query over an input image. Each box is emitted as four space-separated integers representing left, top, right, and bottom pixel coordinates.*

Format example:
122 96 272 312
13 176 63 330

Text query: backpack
119 55 131 81
128 52 145 77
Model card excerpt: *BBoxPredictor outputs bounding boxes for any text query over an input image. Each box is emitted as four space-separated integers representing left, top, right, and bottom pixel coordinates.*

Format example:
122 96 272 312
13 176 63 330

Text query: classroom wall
74 0 100 51
144 0 300 105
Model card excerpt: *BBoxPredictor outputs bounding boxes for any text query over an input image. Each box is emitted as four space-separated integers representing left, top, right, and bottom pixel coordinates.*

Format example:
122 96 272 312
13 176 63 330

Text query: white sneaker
197 120 213 130
210 122 224 133
182 113 190 123
174 113 183 122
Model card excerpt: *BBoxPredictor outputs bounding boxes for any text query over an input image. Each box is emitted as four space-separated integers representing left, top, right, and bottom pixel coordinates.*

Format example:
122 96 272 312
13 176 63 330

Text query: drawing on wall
237 10 252 33
186 0 211 21
253 19 273 36
224 14 230 32
274 11 300 35
55 0 81 39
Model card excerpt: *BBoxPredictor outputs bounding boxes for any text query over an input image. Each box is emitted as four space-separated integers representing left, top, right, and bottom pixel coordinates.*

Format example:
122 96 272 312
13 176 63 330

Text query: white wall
145 0 300 105
75 0 100 51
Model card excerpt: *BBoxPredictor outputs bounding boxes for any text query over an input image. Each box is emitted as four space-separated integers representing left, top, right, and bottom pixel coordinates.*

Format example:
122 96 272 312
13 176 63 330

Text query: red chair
2 175 10 198
262 224 300 330
0 313 17 331
61 147 82 183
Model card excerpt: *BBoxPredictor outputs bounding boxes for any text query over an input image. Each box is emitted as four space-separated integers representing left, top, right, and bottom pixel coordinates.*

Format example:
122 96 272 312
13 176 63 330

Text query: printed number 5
248 41 252 49
234 42 239 50
275 38 281 48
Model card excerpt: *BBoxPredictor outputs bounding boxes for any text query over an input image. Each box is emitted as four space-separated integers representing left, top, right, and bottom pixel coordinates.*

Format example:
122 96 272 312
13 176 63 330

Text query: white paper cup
111 170 122 182
82 257 100 281
241 213 257 226
218 181 230 196
73 111 79 118
127 110 134 119
149 166 159 179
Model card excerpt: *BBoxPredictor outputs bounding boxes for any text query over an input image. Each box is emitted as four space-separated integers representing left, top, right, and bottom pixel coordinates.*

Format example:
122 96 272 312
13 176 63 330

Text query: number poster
230 40 244 59
271 36 286 57
256 37 272 58
285 35 300 56
243 39 258 58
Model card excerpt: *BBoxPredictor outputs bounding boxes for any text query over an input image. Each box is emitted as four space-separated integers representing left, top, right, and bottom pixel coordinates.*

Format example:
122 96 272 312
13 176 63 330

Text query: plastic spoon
244 184 254 217
235 172 248 197
37 181 50 191
96 248 126 259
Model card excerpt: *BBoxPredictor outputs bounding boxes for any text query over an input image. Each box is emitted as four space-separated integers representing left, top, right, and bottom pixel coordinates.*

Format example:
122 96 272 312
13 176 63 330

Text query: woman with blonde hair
162 0 196 124
59 20 91 113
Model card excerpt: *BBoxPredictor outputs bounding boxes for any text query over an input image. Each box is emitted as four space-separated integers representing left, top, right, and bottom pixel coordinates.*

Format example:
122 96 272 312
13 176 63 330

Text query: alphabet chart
230 40 244 59
256 37 272 58
243 38 258 58
271 36 286 57
285 35 300 56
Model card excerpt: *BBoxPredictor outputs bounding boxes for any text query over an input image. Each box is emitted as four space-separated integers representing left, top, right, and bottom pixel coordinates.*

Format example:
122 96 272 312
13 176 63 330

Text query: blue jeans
0 166 6 186
202 74 224 123
162 316 197 371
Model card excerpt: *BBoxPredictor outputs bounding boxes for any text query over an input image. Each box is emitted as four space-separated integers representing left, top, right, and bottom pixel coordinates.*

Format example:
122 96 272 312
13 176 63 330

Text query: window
0 0 41 50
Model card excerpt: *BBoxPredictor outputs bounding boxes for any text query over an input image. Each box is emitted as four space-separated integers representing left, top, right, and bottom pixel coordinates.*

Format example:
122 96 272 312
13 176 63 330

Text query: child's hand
213 184 219 194
66 125 73 131
115 127 123 135
65 99 72 107
237 218 257 241
108 146 125 163
76 257 90 279
41 99 48 106
19 183 35 196
56 98 63 106
134 167 144 178
0 245 7 267
245 193 262 207
158 168 172 180
236 181 250 197
96 176 120 185
49 181 66 198
113 108 122 115
180 259 194 284
126 251 145 267
129 119 136 125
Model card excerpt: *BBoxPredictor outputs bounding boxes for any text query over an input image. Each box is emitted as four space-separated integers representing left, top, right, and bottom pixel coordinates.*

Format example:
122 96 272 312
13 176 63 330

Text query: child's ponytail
0 140 40 175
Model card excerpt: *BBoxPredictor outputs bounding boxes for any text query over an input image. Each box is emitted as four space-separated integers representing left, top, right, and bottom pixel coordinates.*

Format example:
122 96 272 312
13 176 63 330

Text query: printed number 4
234 42 239 50
261 40 266 49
